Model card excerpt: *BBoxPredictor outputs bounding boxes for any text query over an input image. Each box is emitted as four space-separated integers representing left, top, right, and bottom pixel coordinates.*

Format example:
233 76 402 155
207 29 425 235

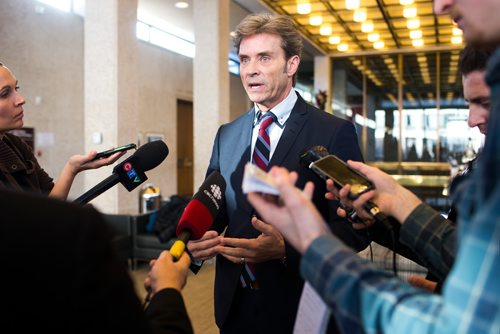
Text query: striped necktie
252 113 275 170
240 112 275 290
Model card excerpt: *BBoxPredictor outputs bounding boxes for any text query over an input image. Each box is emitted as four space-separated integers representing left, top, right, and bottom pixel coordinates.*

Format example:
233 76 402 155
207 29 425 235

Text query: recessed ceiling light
409 30 422 39
403 7 417 18
407 19 420 29
451 36 463 44
297 2 311 14
320 24 332 36
329 36 341 44
353 8 367 22
345 0 360 10
309 15 323 26
452 27 463 36
337 43 349 52
412 39 424 47
367 33 380 42
361 21 374 33
373 41 385 49
175 2 189 9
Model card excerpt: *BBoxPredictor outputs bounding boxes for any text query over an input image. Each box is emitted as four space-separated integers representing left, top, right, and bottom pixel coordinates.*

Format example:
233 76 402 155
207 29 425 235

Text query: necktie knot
259 114 274 131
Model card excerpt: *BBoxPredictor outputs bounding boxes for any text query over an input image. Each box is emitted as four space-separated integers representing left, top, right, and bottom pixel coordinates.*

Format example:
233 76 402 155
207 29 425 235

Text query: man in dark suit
188 13 369 333
0 188 193 334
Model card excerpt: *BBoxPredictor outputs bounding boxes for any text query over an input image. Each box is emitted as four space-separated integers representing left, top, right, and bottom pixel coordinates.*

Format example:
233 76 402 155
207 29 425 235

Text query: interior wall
136 42 193 199
0 0 85 195
1 0 249 213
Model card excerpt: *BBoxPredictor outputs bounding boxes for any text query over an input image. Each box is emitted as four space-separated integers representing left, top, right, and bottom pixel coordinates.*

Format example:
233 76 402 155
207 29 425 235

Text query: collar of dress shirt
253 89 297 128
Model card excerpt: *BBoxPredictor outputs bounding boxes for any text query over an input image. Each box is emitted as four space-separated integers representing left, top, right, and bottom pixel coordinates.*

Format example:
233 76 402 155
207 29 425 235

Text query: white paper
293 282 331 334
241 162 280 195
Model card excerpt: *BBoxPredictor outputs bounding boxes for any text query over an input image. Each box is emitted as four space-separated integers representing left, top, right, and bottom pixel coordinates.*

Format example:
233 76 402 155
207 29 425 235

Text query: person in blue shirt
246 0 500 331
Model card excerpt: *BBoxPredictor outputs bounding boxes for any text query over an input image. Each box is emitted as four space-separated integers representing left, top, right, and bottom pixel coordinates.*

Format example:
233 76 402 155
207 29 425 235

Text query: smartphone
310 155 374 199
92 143 137 160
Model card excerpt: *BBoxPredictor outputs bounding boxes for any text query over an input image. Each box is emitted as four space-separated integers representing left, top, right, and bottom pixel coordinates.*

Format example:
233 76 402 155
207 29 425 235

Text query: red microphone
170 171 226 260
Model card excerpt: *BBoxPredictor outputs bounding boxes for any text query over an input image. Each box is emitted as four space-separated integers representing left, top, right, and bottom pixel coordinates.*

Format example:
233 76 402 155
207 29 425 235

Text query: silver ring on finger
240 257 246 265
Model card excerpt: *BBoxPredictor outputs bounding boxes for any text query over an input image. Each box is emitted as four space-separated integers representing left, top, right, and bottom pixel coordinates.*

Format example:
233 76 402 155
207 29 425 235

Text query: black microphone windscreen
192 171 226 218
299 145 329 168
133 140 169 171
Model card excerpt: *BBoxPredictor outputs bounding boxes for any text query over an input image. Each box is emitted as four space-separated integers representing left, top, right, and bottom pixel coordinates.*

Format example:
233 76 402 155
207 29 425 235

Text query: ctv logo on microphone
114 156 148 191
123 162 142 183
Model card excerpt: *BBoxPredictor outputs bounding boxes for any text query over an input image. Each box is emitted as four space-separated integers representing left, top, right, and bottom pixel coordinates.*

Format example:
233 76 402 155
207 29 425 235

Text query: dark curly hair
458 45 493 76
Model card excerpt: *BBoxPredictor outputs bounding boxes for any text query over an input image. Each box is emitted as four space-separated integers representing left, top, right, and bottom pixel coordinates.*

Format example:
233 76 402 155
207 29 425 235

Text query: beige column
193 0 230 190
84 0 138 214
314 56 332 113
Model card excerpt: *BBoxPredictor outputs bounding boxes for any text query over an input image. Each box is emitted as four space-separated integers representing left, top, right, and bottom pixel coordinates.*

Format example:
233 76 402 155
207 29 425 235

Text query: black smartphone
310 155 374 199
92 143 137 160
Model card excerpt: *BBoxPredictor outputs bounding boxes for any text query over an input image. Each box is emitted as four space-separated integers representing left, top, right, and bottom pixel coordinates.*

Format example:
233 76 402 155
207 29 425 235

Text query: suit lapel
268 94 308 168
233 109 255 217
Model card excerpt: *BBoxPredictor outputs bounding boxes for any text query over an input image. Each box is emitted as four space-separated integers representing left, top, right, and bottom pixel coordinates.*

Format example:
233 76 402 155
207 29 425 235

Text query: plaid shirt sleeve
399 203 457 281
300 198 500 333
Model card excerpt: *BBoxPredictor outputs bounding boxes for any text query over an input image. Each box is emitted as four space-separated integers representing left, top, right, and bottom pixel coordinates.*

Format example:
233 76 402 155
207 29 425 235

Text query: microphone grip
170 230 192 261
144 229 191 308
362 201 393 231
73 174 120 205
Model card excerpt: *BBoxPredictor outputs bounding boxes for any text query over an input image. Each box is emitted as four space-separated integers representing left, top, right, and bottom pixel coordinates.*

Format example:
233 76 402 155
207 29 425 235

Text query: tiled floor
130 259 218 334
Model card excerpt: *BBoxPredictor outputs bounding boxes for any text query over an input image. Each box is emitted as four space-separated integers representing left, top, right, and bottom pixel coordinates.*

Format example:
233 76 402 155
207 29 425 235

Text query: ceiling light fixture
399 0 414 5
452 27 463 36
353 8 367 22
329 36 341 44
451 36 463 44
407 18 420 29
174 1 189 9
337 43 349 52
373 41 385 49
345 0 360 10
320 24 332 36
412 39 424 47
361 21 374 33
367 33 380 42
409 30 422 39
309 15 323 26
297 1 311 14
403 7 417 18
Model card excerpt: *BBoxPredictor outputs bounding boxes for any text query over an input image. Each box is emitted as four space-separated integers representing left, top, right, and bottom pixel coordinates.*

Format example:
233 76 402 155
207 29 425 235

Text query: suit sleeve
205 125 229 235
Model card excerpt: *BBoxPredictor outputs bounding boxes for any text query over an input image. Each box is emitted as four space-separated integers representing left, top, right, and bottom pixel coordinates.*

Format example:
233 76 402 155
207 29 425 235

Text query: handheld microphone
74 140 169 205
169 171 226 261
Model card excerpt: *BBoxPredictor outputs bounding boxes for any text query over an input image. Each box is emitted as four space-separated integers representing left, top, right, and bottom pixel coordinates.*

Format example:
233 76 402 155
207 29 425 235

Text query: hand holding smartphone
309 155 374 200
92 143 137 161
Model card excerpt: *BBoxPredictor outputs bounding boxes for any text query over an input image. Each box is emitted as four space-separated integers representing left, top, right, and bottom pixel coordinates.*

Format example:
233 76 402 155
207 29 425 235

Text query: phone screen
311 155 374 197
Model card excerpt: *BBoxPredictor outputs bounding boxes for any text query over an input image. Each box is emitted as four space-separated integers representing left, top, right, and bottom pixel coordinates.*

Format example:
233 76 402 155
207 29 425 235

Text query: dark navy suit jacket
206 93 369 332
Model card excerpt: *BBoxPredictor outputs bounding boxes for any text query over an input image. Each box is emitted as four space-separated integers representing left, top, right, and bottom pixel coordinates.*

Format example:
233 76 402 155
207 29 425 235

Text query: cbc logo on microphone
210 184 222 200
